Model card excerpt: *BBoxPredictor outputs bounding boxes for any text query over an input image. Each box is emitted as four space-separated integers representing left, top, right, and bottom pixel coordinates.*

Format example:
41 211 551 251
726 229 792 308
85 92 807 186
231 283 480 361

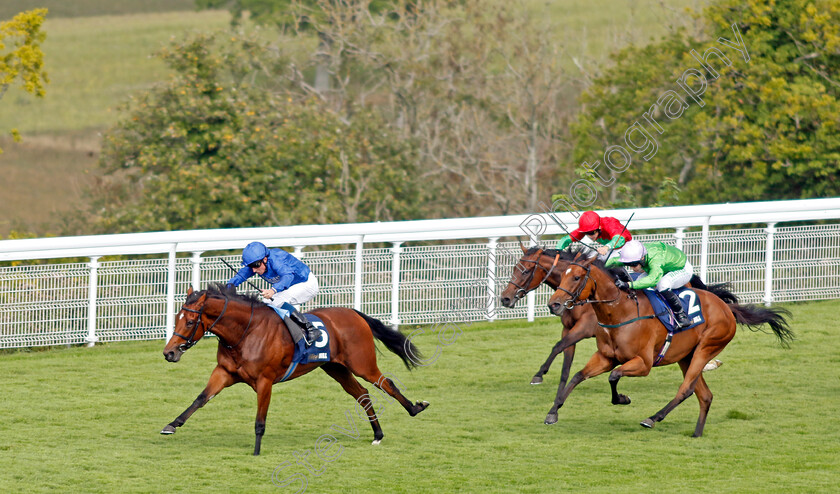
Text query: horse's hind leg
161 365 236 435
681 358 713 437
640 355 708 432
321 363 384 444
342 358 429 417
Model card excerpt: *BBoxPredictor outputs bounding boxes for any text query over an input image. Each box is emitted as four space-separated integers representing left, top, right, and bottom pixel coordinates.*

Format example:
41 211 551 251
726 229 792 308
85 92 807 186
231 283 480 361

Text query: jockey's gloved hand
614 279 629 291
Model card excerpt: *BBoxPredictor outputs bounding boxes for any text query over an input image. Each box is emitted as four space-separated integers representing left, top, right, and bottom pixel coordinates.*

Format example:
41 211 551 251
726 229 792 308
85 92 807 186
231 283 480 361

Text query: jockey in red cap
555 211 632 258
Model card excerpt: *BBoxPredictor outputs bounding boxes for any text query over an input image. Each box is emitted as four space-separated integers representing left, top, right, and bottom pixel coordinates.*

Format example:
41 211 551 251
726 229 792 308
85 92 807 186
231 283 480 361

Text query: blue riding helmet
241 241 269 266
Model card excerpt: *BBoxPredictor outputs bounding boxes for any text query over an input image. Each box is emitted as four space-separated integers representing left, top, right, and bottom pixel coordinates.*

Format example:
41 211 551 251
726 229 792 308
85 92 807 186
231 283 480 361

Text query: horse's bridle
508 253 561 302
172 296 230 351
554 261 596 310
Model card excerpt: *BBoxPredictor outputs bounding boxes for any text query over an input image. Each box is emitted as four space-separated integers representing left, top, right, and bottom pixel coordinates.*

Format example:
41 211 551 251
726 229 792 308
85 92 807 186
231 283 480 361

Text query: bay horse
544 254 793 436
500 245 739 387
500 246 597 386
161 284 429 455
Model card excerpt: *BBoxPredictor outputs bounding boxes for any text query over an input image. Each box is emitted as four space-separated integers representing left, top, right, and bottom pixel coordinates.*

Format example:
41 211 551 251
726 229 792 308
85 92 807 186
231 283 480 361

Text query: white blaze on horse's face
565 268 572 275
178 313 184 320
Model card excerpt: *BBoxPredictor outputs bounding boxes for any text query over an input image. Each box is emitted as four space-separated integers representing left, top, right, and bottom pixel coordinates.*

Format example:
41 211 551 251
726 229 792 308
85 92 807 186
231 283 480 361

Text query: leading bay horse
544 254 793 436
500 245 739 387
161 284 429 455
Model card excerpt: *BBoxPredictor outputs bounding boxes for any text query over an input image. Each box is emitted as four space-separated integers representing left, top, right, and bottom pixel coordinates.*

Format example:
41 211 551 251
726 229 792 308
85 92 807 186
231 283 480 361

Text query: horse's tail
353 310 420 370
689 275 740 304
727 303 795 347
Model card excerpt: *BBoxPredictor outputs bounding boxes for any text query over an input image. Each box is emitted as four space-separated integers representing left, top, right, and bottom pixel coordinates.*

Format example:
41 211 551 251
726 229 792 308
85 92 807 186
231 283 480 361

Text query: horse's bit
172 296 230 351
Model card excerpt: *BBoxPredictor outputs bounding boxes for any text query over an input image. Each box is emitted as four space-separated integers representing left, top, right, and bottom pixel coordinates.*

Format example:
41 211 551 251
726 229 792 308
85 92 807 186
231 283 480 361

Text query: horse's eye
574 276 581 281
186 320 195 327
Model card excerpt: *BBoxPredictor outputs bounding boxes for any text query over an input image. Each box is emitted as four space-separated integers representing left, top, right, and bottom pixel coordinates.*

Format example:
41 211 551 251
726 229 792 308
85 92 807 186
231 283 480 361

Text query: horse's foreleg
641 355 707 432
321 363 385 445
607 355 652 405
545 351 615 425
531 326 575 385
253 375 274 456
161 365 235 435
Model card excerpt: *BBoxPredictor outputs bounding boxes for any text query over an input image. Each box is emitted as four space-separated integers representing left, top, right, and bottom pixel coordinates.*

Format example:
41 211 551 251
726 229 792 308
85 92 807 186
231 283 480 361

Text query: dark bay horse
545 254 793 436
500 246 596 386
500 245 738 387
161 284 429 455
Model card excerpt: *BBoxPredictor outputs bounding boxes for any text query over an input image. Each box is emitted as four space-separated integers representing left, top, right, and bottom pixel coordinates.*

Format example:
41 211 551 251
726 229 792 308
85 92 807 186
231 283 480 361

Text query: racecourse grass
0 299 838 493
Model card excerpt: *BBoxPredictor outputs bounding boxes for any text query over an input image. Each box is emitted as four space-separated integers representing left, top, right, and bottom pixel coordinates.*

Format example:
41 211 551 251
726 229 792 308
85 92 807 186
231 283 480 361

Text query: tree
568 0 840 208
0 8 48 152
82 33 424 233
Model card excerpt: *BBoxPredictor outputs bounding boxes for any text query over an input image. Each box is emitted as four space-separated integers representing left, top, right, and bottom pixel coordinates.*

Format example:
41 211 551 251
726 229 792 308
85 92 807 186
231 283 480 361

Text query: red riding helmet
578 211 601 232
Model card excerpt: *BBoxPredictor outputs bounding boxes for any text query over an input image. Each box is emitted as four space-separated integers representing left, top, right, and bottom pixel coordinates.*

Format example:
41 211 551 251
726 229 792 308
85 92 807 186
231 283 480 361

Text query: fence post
354 236 364 311
292 246 304 259
486 237 498 321
390 242 403 329
85 256 101 347
674 227 685 250
763 222 776 307
190 251 203 291
165 245 177 342
700 217 710 283
526 237 537 322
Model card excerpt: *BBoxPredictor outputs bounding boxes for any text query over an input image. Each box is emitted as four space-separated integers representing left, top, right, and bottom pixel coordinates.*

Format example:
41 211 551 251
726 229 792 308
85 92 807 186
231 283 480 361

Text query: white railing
1 198 839 349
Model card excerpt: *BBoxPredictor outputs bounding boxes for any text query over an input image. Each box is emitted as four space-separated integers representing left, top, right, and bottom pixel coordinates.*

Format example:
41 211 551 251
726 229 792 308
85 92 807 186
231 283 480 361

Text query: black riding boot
661 289 691 329
289 309 321 345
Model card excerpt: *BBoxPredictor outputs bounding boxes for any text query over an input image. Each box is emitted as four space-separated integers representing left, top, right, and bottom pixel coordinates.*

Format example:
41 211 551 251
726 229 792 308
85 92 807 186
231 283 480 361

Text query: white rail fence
1 198 839 349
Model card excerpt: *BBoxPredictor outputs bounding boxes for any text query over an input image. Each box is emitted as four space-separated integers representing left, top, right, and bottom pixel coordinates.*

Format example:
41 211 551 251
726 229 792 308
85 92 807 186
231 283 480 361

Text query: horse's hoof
160 425 176 435
371 439 381 446
640 418 655 429
530 376 544 385
411 401 430 416
613 394 631 405
545 413 558 425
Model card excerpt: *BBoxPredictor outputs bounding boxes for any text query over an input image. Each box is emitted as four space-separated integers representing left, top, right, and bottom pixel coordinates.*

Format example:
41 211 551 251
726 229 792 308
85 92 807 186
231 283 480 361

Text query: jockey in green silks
607 240 694 329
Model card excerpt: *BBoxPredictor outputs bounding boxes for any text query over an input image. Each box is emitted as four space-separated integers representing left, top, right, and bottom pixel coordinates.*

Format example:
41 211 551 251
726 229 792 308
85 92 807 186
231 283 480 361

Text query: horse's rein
173 296 230 351
557 262 620 309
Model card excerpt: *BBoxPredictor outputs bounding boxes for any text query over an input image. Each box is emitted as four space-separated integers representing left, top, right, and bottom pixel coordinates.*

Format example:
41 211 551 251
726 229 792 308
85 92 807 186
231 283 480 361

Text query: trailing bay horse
544 254 793 436
500 246 597 386
161 284 429 455
500 245 739 387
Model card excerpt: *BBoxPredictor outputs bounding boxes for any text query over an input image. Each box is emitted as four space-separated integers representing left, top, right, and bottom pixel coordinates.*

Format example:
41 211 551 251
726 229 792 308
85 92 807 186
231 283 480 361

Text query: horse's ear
519 239 528 253
187 285 194 296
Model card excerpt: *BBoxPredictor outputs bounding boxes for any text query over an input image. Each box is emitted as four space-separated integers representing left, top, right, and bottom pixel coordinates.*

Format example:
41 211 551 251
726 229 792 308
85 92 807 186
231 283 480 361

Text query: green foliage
568 0 840 208
0 8 48 150
88 32 423 233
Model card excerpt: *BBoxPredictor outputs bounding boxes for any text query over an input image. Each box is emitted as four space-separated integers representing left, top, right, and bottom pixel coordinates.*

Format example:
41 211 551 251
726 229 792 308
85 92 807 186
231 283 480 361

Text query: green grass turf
0 299 837 493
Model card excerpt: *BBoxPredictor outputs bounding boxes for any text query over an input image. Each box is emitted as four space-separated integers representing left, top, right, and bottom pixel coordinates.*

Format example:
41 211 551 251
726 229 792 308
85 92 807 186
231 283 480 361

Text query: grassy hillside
0 299 837 492
0 1 695 237
0 0 197 20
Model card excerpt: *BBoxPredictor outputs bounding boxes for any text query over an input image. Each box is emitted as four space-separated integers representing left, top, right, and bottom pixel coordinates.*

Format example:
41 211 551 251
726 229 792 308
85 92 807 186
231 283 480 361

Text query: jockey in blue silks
227 241 321 345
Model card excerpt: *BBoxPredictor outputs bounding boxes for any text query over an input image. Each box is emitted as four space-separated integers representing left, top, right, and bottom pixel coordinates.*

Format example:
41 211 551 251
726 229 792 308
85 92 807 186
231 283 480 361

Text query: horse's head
547 254 597 315
163 286 210 363
500 244 570 308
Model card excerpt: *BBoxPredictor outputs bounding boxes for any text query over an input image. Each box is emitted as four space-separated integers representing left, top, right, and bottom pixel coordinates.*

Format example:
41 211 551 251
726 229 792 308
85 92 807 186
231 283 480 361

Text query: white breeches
636 261 694 291
265 272 320 310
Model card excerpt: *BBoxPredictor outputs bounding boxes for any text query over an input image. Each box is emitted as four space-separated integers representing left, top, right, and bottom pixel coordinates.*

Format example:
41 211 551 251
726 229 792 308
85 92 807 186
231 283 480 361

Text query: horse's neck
205 299 254 346
589 266 636 323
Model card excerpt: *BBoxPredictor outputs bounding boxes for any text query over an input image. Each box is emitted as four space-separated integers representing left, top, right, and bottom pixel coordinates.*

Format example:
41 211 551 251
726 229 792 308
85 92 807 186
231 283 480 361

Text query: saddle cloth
628 272 705 333
275 312 331 382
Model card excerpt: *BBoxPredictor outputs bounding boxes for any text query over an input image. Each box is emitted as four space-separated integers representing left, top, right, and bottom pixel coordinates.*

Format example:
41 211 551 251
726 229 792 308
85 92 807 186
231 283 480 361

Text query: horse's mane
188 282 266 307
589 257 633 283
525 246 577 262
